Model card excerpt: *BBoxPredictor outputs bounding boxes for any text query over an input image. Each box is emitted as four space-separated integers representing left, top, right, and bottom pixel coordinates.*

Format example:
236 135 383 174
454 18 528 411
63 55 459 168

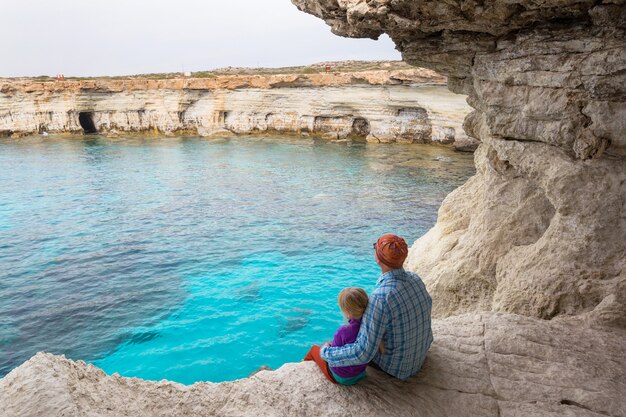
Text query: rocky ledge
0 67 477 150
1 313 624 417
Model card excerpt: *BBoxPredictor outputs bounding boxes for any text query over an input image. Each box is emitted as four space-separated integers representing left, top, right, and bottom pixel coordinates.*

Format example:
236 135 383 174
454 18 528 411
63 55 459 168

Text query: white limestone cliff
0 70 476 150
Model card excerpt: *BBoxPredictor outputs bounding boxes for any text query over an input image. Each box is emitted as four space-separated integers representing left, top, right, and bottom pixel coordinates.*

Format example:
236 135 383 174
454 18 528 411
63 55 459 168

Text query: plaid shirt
320 268 433 380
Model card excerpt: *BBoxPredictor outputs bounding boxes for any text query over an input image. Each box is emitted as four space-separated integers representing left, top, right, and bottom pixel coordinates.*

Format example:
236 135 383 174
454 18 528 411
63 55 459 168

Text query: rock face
0 70 476 150
292 0 626 327
1 313 624 417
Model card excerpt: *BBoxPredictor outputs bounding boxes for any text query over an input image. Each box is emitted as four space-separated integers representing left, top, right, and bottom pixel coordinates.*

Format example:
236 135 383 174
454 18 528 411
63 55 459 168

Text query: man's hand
323 342 331 347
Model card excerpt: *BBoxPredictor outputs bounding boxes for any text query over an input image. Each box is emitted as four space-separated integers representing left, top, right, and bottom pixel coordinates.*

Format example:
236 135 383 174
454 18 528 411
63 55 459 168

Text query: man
320 234 433 380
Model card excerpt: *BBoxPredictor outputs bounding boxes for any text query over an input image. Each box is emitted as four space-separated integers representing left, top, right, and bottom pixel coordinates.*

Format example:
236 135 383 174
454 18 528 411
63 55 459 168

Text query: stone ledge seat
1 313 624 417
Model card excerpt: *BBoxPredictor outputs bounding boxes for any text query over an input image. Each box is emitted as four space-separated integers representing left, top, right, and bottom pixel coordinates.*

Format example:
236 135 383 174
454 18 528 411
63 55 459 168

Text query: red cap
375 234 408 269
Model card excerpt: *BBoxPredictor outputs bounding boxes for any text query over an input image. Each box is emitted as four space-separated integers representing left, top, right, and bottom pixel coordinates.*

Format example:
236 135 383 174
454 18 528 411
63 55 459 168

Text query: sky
0 0 400 77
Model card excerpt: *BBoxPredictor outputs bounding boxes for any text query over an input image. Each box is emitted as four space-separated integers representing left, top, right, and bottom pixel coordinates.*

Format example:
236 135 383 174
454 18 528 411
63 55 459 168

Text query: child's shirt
329 318 368 379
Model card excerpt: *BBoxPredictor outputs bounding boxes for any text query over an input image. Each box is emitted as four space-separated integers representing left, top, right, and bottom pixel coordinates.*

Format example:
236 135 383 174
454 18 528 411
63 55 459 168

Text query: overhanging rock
292 0 626 326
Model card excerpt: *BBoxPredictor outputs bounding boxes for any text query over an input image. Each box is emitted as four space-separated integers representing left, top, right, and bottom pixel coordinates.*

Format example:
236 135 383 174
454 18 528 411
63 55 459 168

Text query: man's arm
320 294 387 367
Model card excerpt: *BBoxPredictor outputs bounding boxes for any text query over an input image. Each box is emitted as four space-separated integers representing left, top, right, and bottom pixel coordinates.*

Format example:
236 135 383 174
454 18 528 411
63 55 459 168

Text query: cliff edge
2 313 624 417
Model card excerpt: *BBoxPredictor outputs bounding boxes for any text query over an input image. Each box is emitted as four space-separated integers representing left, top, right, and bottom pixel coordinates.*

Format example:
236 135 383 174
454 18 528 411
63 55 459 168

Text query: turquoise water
0 135 474 384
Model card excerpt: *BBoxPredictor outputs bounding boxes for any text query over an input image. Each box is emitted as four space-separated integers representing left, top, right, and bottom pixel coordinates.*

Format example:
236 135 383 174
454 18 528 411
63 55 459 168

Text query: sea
0 135 474 384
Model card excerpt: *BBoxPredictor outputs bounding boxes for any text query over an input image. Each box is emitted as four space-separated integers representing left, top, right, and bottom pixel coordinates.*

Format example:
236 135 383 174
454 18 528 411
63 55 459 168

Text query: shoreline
1 131 477 152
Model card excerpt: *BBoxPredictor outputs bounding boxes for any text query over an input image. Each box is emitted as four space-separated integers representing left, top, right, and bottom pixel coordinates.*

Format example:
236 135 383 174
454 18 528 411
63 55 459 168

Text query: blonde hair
337 287 368 319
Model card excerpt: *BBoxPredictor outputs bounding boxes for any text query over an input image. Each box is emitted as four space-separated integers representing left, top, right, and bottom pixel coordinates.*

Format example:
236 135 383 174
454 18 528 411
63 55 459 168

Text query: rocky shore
0 66 477 150
2 313 624 417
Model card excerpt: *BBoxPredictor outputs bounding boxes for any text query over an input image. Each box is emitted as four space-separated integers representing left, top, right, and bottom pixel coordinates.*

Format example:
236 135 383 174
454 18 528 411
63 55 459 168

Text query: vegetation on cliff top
8 61 413 82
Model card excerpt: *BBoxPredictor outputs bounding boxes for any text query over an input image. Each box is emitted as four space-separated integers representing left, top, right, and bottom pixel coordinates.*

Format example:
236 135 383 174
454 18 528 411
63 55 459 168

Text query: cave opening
78 112 97 134
351 117 370 137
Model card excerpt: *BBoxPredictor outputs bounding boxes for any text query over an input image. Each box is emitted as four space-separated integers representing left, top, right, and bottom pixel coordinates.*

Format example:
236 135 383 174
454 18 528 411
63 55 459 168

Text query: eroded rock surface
293 0 626 326
0 69 476 149
1 313 624 417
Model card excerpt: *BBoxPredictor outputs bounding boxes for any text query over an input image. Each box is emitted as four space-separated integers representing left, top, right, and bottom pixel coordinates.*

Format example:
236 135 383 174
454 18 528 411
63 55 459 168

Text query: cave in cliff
78 112 97 134
351 117 370 137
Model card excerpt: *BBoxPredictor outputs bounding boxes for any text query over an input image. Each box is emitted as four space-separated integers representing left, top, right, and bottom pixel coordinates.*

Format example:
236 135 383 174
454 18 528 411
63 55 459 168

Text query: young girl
303 287 369 385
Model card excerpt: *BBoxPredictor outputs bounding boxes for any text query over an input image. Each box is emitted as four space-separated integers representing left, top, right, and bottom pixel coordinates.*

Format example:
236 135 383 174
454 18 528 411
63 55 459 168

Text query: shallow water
0 135 474 384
